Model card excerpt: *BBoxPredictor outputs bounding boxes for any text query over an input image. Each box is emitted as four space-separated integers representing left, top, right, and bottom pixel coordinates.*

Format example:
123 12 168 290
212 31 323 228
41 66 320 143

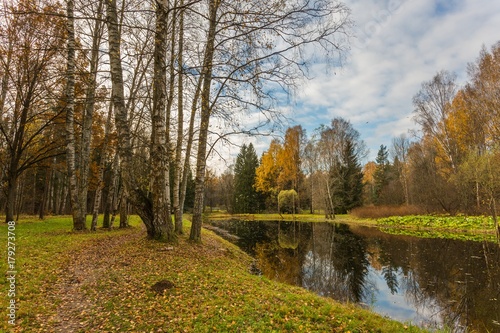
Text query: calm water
206 220 500 332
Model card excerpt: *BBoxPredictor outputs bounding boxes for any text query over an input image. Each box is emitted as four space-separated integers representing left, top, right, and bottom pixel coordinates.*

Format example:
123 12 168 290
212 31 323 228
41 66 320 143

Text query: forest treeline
0 0 351 241
208 41 500 230
1 0 499 239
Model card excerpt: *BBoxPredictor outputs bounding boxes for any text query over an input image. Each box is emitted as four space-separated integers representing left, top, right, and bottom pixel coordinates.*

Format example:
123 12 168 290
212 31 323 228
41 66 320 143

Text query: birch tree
392 134 411 205
172 0 186 234
105 0 179 240
189 0 352 241
413 71 460 175
189 0 220 242
150 0 175 240
65 0 84 229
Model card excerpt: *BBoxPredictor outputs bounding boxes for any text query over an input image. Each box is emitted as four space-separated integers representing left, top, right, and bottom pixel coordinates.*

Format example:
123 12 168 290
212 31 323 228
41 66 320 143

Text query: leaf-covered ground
0 216 438 332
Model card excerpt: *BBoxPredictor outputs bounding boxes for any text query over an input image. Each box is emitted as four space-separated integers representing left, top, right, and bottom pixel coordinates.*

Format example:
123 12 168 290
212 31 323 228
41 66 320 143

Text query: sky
210 0 500 172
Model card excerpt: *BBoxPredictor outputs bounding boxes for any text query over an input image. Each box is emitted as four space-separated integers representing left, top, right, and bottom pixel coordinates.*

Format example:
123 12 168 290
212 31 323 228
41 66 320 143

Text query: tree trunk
189 0 219 242
173 0 185 234
16 176 23 221
0 40 12 128
5 173 18 222
38 168 51 219
106 0 156 236
119 196 128 228
58 179 68 215
325 176 335 219
92 89 112 231
107 153 120 228
150 0 175 241
65 0 85 230
179 64 203 226
84 0 104 232
92 115 113 230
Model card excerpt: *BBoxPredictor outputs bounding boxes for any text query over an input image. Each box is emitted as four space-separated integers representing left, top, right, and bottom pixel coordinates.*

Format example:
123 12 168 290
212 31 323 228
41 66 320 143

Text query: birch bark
65 0 85 230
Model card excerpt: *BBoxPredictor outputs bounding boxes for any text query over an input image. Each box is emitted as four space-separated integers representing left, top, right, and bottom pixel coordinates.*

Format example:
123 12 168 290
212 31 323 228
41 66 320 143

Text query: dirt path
45 229 142 333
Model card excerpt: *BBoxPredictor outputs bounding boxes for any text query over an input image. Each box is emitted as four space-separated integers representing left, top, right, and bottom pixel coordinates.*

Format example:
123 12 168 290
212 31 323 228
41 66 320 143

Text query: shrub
350 205 426 219
278 190 299 214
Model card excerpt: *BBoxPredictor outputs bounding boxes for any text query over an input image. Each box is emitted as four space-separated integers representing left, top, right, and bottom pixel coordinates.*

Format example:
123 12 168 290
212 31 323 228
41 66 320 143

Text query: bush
278 190 299 214
350 205 426 219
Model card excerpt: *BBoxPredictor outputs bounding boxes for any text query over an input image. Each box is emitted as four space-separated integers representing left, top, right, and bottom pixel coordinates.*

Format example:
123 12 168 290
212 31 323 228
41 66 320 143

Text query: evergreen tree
373 145 390 204
233 143 260 213
184 168 196 211
332 139 364 213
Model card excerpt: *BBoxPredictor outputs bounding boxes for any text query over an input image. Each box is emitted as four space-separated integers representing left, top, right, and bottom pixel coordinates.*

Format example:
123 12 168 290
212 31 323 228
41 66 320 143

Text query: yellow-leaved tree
255 139 282 210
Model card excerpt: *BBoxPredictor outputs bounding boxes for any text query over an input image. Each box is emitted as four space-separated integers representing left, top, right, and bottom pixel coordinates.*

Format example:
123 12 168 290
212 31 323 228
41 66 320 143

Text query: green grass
0 216 439 332
0 215 141 331
206 212 377 225
376 215 498 242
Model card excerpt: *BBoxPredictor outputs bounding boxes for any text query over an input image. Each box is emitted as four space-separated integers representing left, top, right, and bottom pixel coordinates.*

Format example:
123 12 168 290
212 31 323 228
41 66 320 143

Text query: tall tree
332 138 364 213
373 145 390 205
465 42 500 143
172 0 186 234
407 138 460 213
303 138 320 213
106 0 161 238
189 0 221 242
277 126 305 192
189 0 351 241
413 70 460 175
317 118 366 218
65 0 84 229
81 0 105 231
232 143 260 213
0 1 66 222
255 139 283 211
362 161 376 205
150 0 175 240
391 134 411 205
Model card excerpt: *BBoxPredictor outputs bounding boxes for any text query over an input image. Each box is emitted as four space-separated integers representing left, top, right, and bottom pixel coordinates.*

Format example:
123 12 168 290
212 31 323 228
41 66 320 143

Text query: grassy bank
376 215 498 242
0 216 437 332
206 212 376 225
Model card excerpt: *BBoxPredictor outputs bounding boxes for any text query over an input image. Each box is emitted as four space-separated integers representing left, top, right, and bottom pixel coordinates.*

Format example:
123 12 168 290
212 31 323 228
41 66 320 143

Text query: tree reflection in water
301 223 371 303
206 220 500 332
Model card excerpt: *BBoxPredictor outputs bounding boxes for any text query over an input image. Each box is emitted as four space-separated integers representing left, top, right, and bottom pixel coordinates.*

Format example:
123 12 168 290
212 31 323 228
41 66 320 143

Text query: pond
205 220 500 332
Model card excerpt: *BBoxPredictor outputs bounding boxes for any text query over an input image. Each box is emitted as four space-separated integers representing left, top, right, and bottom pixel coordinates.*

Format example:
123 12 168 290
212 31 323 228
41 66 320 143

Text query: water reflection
206 220 500 332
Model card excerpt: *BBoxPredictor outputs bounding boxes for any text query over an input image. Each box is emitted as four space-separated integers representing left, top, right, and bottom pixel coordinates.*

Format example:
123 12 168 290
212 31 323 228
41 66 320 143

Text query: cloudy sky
212 0 500 171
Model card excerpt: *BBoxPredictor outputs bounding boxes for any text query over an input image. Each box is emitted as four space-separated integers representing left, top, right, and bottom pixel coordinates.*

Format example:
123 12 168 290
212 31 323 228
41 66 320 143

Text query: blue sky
210 0 500 171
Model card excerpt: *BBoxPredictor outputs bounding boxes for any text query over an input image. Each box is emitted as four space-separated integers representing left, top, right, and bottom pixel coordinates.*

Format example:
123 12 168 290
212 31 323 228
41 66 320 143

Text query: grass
376 215 498 242
0 215 438 332
206 212 377 225
0 215 142 331
376 215 495 230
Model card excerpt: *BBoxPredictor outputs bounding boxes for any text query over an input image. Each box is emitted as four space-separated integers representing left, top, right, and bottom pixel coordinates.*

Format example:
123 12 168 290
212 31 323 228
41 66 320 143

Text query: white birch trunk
65 0 85 230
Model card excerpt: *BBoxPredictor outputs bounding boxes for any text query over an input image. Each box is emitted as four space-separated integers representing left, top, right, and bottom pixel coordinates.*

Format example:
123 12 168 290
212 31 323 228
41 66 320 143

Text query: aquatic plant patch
377 215 495 231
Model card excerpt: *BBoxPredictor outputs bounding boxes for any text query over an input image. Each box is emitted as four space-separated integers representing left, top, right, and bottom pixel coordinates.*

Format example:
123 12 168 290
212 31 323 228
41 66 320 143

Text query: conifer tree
233 143 260 213
333 139 364 213
373 145 390 204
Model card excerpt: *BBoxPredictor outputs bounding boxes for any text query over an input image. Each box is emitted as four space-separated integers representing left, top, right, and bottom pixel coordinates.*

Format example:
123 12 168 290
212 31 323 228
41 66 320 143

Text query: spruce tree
373 145 390 204
233 143 260 213
332 139 364 213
